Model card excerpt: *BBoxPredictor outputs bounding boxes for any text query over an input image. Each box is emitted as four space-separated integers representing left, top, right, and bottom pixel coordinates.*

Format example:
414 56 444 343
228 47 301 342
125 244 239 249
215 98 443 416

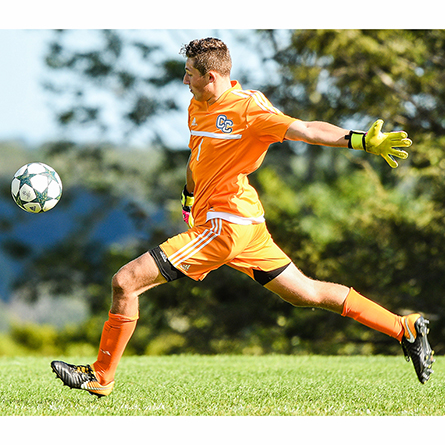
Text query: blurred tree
43 30 186 145
256 29 445 352
6 30 445 356
260 30 445 179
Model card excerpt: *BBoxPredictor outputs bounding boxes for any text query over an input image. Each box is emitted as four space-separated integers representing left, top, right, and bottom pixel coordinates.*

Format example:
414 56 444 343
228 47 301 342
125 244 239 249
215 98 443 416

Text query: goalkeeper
51 37 434 397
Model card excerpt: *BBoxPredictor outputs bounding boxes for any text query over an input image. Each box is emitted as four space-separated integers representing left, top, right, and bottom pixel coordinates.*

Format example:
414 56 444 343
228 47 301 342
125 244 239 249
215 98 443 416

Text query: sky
0 29 198 146
0 29 57 145
0 29 274 148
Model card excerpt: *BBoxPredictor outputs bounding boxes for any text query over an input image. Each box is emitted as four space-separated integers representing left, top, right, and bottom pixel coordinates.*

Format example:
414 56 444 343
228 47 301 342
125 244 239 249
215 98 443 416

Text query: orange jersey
187 81 297 226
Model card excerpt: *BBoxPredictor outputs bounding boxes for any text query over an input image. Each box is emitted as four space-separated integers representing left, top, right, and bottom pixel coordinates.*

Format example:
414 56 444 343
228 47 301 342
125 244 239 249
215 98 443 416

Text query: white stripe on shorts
168 219 222 269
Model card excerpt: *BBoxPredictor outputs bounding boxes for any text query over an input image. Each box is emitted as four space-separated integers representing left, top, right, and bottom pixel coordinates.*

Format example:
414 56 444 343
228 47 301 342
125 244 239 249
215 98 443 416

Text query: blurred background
1 29 445 358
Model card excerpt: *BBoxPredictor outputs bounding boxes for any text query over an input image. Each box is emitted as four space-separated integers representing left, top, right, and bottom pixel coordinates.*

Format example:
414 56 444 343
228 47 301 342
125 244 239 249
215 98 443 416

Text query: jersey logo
216 114 233 133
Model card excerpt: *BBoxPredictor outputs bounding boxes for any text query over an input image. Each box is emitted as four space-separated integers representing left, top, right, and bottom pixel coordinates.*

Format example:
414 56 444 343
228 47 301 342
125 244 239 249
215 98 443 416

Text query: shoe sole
417 318 435 383
51 361 113 398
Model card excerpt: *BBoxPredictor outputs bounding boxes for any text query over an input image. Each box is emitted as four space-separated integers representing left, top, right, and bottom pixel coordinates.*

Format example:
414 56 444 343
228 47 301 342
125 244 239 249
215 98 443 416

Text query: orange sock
341 288 404 341
92 311 138 385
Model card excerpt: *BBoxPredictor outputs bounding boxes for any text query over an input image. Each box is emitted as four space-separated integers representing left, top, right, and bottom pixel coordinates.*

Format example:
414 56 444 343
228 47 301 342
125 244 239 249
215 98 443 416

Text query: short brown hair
180 37 232 77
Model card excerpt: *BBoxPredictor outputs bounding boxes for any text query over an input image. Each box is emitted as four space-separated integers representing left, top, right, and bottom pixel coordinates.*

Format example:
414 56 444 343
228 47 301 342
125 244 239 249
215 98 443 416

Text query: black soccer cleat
401 314 435 384
51 360 114 397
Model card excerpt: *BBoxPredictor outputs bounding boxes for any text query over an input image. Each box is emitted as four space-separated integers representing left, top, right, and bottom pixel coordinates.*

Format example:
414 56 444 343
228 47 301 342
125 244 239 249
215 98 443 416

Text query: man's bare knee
112 252 167 300
112 266 133 295
111 267 137 311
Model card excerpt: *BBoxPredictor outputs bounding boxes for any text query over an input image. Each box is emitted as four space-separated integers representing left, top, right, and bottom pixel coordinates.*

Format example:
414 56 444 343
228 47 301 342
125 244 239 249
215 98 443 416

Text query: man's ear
207 70 216 83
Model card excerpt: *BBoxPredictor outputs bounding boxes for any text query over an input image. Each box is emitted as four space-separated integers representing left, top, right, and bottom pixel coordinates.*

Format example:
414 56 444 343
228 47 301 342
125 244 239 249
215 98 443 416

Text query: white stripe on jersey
190 130 242 140
168 219 222 268
231 89 282 115
206 211 265 225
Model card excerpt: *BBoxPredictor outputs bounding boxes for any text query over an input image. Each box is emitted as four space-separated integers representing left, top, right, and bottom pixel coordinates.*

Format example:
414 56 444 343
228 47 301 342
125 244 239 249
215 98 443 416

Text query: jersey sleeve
245 90 297 143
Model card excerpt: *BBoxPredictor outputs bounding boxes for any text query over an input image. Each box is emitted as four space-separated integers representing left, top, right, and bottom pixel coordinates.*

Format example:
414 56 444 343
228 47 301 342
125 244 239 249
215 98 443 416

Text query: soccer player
51 37 434 397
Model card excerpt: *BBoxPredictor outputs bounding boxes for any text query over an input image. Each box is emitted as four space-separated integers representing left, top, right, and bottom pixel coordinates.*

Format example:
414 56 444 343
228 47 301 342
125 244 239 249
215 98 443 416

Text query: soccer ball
11 162 63 213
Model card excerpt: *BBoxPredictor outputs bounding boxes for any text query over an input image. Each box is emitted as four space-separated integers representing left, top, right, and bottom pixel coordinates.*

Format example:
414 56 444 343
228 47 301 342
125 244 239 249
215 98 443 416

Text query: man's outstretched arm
285 119 350 148
284 119 412 168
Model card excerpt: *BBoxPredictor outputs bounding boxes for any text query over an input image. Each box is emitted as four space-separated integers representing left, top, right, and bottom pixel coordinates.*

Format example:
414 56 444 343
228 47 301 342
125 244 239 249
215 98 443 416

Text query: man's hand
181 185 194 228
349 119 412 168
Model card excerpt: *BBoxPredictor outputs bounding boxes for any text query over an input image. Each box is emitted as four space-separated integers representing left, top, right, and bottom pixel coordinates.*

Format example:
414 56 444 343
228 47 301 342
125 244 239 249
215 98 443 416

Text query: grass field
0 354 443 417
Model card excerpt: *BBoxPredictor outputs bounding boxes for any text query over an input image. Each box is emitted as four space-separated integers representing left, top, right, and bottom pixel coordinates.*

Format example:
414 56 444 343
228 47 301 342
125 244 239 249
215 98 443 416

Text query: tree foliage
4 30 445 356
44 30 185 145
258 29 445 352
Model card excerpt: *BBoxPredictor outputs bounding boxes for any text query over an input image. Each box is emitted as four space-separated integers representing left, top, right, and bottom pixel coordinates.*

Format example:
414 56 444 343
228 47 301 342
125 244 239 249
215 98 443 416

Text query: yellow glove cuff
181 185 194 208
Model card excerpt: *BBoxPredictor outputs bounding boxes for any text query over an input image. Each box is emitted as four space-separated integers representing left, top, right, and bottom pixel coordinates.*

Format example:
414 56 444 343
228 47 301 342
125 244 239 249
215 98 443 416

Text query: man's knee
111 251 168 299
112 266 134 297
110 265 140 315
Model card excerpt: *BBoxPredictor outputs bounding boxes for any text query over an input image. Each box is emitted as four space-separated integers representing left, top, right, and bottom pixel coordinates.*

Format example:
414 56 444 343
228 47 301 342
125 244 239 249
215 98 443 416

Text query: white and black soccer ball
11 162 63 213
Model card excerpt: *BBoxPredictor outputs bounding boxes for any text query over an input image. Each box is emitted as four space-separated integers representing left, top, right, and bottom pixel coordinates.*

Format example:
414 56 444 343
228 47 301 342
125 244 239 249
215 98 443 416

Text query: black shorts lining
253 263 291 286
149 246 186 282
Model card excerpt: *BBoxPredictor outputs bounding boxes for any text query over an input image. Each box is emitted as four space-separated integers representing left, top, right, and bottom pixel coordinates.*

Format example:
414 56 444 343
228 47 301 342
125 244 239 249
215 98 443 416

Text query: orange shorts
155 218 291 284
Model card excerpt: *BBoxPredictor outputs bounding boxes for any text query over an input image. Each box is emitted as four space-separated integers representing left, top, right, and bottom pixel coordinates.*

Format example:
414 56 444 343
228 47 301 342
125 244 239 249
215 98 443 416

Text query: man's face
183 58 212 102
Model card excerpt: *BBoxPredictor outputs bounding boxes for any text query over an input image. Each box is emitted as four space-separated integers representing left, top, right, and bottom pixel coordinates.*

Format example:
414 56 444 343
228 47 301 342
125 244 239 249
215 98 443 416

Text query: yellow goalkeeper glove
181 185 194 228
347 119 411 168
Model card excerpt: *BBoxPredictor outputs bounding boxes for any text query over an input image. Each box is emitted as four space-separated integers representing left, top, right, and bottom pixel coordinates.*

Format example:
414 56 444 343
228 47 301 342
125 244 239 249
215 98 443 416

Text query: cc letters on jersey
216 114 233 133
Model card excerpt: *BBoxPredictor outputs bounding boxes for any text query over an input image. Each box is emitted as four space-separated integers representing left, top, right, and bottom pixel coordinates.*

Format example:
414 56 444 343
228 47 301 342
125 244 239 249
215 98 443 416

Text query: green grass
0 355 443 416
